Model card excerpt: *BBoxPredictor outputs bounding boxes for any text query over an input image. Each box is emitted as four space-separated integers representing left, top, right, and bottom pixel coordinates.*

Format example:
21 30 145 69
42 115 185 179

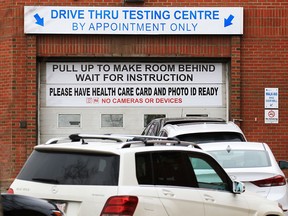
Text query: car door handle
203 194 215 202
162 189 175 197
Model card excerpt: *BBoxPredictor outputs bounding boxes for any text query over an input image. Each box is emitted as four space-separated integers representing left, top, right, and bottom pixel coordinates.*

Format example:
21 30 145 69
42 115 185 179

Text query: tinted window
136 153 153 184
142 118 165 136
17 150 119 185
159 130 168 137
142 123 153 135
152 152 197 187
136 151 197 187
147 122 159 136
136 151 231 191
176 132 245 144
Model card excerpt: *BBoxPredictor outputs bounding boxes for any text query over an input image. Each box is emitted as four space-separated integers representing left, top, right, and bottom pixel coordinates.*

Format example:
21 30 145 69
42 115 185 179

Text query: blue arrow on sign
224 14 234 27
34 13 44 26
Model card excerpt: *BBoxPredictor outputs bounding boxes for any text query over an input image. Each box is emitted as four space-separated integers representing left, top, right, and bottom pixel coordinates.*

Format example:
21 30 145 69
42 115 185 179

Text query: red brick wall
0 2 38 191
0 1 15 191
241 5 288 161
1 0 288 190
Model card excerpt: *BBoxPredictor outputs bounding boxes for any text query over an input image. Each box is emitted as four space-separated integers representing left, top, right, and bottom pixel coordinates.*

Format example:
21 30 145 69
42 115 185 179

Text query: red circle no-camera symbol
268 110 275 118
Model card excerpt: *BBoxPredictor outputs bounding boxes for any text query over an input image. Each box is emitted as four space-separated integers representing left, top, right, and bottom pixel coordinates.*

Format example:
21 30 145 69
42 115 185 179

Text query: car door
152 151 205 216
189 153 249 216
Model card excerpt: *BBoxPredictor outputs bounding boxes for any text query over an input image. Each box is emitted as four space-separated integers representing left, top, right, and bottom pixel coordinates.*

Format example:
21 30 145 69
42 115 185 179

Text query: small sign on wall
264 88 279 124
265 109 279 124
265 88 278 109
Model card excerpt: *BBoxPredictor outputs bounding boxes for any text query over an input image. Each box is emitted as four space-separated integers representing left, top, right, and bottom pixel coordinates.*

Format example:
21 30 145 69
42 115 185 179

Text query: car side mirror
279 160 288 169
232 181 245 194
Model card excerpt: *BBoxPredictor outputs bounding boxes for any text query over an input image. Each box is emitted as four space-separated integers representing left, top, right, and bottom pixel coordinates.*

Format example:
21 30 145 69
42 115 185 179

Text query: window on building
101 114 123 127
144 114 165 127
58 114 81 128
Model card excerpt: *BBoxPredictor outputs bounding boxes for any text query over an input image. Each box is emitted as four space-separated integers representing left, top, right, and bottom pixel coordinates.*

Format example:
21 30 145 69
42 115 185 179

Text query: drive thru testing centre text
24 7 243 34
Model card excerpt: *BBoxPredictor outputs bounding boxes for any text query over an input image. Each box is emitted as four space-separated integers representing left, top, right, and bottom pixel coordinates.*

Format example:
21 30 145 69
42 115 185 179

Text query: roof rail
45 137 70 144
105 134 171 141
122 138 201 149
44 134 201 149
45 133 126 145
69 134 125 143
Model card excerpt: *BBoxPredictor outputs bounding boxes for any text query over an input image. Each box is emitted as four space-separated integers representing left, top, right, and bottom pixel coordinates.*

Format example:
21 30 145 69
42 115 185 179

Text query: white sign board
265 88 278 108
265 109 279 124
45 62 225 107
25 6 243 35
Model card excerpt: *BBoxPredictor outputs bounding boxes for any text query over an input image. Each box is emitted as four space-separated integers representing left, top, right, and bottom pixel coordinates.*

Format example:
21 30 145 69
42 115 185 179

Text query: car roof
199 141 267 151
153 117 226 126
36 141 124 154
161 121 245 136
36 134 203 154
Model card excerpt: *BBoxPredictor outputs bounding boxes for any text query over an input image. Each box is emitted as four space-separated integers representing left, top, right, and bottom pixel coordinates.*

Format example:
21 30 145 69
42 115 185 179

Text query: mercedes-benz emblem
51 185 58 194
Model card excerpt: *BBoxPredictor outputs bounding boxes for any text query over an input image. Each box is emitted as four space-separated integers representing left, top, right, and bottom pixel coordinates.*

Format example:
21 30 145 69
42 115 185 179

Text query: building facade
1 0 288 190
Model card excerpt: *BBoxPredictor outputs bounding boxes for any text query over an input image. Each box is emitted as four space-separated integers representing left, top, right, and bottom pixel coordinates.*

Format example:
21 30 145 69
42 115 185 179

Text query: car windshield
208 150 271 168
17 150 120 185
176 132 245 144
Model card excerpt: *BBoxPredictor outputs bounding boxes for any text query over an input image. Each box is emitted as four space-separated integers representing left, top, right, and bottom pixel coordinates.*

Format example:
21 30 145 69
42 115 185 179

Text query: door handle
204 194 215 202
162 189 175 197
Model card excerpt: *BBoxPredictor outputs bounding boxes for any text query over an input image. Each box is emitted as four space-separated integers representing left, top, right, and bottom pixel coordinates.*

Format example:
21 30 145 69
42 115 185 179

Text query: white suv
8 134 283 216
159 120 247 143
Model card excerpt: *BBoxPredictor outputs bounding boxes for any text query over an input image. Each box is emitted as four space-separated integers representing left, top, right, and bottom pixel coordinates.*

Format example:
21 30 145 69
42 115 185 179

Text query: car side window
135 153 153 184
135 151 230 191
136 151 198 187
158 130 168 137
189 154 230 191
152 151 197 187
147 122 159 136
142 123 151 135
